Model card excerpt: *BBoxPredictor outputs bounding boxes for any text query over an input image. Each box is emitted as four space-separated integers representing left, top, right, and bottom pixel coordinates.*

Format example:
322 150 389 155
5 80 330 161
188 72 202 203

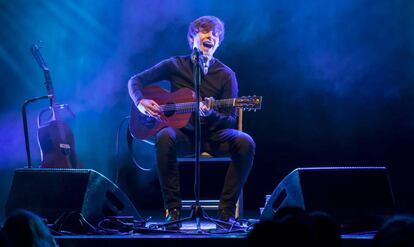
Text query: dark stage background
1 0 413 221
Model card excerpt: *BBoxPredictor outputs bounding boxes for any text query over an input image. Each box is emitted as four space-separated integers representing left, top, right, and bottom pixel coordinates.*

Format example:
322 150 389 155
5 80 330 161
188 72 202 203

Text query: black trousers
155 126 255 216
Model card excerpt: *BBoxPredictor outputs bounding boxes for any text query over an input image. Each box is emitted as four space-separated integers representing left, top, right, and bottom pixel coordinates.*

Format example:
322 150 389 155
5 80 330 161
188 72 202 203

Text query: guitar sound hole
164 102 176 117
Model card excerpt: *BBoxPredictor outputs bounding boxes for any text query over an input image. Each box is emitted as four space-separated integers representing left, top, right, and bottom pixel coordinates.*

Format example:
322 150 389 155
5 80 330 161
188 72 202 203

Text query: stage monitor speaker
5 168 141 225
260 167 395 231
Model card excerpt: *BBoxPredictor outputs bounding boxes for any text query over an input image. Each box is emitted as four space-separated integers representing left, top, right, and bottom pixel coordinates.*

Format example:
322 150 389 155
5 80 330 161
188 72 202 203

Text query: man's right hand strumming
138 99 162 120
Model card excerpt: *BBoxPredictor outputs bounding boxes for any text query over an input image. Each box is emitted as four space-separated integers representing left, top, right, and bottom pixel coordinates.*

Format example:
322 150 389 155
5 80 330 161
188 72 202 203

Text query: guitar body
129 86 195 139
38 120 81 168
129 85 262 140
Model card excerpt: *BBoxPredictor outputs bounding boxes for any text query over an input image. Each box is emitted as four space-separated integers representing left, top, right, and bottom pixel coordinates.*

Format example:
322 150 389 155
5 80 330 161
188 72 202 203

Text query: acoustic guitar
129 85 262 139
31 44 81 168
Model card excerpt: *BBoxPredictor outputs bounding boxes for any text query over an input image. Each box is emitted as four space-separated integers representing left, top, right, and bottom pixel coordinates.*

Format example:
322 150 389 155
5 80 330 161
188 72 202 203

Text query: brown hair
187 16 225 49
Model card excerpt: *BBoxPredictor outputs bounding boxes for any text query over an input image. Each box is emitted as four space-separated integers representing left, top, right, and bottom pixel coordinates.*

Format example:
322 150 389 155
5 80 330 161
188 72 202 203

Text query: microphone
192 47 201 63
193 46 201 55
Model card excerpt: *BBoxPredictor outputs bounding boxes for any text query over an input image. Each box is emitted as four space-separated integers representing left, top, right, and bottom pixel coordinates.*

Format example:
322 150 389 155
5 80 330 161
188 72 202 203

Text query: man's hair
187 16 225 49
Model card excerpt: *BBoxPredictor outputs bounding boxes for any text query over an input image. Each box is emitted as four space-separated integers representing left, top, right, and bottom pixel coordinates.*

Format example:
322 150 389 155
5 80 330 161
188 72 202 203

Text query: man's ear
188 37 194 47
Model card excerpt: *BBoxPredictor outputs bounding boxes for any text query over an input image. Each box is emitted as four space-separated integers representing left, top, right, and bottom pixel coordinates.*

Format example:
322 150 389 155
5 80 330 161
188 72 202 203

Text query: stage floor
53 218 376 247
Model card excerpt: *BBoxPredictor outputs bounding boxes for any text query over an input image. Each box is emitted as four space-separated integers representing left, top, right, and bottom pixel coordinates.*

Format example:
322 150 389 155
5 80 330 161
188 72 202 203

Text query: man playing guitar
128 16 255 230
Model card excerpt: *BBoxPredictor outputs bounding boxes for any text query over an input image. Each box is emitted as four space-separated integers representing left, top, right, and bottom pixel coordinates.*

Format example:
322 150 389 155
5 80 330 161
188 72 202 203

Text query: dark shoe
216 208 241 229
165 208 182 230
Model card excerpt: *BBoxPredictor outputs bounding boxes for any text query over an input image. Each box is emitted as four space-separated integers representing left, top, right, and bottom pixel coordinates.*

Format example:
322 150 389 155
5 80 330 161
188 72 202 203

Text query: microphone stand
191 47 203 231
162 47 206 232
151 48 243 232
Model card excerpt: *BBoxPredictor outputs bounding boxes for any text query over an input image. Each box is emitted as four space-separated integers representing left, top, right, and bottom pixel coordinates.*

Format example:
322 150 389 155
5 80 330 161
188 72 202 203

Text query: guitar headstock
234 95 262 111
30 43 49 71
30 42 55 103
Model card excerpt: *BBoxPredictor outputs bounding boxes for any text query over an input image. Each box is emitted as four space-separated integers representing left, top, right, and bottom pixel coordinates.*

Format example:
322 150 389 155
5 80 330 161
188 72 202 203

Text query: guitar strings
158 99 236 113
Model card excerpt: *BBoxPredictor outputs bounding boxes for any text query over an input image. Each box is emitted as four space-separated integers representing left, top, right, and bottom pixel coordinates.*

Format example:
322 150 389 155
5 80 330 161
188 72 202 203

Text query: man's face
191 28 220 57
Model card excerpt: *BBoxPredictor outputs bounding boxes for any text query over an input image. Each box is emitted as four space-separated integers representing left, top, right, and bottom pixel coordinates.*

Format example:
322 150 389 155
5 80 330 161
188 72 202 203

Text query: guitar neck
160 98 236 114
211 98 237 108
43 69 56 105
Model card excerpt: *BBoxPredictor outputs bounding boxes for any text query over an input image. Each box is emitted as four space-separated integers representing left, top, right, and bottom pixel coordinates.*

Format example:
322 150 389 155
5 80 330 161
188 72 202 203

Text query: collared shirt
202 55 212 75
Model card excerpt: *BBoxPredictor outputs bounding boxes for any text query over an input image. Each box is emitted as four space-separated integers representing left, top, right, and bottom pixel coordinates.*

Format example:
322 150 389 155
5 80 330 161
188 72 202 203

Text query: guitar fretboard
160 98 236 114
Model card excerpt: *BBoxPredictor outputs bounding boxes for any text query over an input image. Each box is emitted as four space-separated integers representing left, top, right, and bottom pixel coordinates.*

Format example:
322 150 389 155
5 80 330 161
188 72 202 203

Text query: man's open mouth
203 40 213 48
